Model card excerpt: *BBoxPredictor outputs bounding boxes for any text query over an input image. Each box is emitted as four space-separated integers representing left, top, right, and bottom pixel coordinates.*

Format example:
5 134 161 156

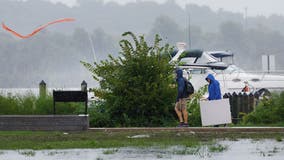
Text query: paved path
89 127 284 133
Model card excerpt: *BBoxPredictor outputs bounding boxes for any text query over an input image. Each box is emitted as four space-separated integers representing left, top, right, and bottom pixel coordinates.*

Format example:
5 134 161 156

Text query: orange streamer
2 18 75 39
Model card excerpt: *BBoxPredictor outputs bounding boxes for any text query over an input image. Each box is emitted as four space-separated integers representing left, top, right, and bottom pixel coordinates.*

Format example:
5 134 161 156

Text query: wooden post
232 92 238 124
243 92 249 113
238 92 243 114
53 90 56 115
39 80 46 98
81 80 88 114
248 93 255 112
81 80 87 92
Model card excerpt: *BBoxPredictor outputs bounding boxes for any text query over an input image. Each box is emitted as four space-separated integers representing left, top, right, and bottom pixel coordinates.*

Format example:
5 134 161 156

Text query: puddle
0 139 283 160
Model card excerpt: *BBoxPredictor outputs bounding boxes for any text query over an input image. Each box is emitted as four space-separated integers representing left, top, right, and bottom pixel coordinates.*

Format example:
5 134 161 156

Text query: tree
81 32 177 127
219 21 245 49
72 28 90 52
148 15 184 45
92 28 119 60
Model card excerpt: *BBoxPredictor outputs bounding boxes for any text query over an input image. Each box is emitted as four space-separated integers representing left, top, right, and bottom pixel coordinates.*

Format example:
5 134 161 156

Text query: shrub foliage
81 32 176 127
242 92 284 124
0 93 85 115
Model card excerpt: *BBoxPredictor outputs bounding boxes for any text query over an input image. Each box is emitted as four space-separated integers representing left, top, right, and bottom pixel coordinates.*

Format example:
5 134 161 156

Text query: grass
0 131 198 150
230 122 284 127
275 136 282 142
103 148 119 154
0 130 283 150
18 150 36 157
208 144 228 153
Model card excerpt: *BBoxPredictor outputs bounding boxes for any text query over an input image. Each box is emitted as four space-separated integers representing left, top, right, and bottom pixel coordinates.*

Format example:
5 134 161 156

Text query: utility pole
187 12 191 50
262 54 275 73
244 7 248 30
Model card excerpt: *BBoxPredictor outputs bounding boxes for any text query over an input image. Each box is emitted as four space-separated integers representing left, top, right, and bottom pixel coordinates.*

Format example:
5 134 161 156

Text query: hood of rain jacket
206 74 221 100
176 69 186 100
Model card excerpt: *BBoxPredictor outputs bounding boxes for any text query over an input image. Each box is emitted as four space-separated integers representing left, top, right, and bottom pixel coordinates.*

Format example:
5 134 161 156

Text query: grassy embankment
0 131 283 150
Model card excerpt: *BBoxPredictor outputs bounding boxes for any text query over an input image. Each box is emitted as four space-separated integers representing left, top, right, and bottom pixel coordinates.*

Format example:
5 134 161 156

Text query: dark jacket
176 69 186 100
206 74 221 100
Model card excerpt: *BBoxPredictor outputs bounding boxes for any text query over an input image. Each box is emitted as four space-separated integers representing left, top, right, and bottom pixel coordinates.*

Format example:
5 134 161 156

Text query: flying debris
2 18 75 38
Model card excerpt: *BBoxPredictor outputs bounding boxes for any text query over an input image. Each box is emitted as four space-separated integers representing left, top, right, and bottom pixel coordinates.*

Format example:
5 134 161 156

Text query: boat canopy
179 49 203 60
208 51 233 58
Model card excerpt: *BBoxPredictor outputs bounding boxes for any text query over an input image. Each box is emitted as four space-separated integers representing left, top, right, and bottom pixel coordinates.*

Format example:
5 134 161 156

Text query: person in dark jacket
205 74 221 100
175 68 189 127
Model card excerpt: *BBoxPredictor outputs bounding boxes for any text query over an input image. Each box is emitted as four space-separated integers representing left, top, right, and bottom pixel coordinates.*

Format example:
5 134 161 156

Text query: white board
199 99 232 126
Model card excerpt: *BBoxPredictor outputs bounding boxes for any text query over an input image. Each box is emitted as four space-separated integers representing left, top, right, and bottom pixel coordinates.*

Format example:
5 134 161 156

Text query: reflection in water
0 139 283 160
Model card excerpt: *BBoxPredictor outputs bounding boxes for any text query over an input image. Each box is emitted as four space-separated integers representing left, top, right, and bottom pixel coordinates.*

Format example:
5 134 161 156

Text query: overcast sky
38 0 284 17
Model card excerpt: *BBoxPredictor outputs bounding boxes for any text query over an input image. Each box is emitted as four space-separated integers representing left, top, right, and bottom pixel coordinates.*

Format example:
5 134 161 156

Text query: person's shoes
182 123 189 127
177 122 184 127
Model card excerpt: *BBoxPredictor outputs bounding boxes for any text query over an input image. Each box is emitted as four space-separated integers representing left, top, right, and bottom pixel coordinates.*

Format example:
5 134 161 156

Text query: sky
36 0 284 17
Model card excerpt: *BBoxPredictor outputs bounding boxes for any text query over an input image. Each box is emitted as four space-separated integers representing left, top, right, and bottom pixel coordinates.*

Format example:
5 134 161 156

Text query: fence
223 92 260 124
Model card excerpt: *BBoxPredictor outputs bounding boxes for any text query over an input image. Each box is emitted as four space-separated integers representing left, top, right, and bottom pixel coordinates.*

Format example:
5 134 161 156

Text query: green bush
242 91 284 125
0 93 85 115
81 32 176 127
0 94 20 114
17 93 37 114
88 100 114 127
34 95 54 114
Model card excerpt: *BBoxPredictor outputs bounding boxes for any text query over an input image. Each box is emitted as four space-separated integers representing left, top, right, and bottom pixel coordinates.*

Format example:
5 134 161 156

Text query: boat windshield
225 65 244 73
189 68 208 74
213 65 245 74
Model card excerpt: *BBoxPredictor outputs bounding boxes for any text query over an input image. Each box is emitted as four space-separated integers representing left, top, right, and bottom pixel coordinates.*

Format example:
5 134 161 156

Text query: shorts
175 98 186 111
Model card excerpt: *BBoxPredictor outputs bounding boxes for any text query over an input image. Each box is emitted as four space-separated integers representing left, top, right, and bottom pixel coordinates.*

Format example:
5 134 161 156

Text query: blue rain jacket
176 69 186 101
206 74 222 100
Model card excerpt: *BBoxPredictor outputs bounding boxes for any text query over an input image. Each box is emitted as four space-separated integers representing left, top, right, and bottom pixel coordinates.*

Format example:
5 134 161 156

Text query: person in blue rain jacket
205 74 221 100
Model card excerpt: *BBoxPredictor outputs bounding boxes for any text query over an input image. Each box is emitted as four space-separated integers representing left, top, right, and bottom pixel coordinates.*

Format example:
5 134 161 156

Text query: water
0 139 283 160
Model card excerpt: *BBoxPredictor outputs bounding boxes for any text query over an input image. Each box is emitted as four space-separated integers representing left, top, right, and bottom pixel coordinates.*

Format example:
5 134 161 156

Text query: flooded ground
0 139 283 160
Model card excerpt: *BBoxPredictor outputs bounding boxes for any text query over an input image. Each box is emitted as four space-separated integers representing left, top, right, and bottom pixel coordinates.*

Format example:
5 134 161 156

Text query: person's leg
182 109 188 123
175 101 184 126
181 99 189 126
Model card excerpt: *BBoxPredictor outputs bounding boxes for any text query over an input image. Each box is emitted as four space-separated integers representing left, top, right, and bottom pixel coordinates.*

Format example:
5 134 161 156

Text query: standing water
0 139 283 160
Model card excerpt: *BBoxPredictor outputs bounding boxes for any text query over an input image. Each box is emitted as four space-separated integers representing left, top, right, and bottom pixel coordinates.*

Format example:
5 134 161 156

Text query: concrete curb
89 127 284 133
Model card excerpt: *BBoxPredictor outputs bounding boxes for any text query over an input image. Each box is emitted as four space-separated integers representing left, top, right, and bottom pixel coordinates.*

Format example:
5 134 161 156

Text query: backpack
183 78 194 96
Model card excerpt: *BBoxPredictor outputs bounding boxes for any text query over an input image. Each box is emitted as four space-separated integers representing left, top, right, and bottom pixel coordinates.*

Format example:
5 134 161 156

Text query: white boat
171 44 284 95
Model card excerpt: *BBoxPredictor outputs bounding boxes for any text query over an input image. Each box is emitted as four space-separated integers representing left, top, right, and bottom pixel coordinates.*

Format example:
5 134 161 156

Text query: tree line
0 0 284 87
